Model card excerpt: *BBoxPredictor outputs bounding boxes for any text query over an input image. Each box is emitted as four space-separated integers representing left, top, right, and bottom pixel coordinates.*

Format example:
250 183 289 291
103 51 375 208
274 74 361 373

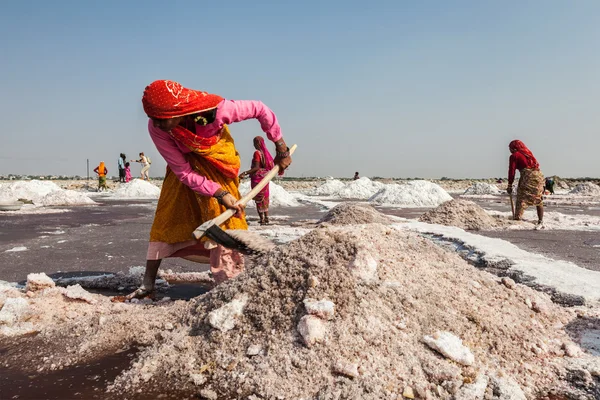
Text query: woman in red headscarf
239 136 275 225
507 140 544 225
123 80 292 300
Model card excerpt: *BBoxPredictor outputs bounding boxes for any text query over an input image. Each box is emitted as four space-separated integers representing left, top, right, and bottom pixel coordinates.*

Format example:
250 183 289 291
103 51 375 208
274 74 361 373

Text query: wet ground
1 196 599 283
0 199 326 282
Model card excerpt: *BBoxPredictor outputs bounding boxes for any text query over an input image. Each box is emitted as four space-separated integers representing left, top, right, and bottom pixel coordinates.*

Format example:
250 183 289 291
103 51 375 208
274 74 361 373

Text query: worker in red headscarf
120 80 292 300
507 140 544 225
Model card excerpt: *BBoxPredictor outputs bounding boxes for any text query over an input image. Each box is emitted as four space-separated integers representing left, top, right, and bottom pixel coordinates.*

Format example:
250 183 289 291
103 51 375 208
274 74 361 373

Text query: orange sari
147 125 247 262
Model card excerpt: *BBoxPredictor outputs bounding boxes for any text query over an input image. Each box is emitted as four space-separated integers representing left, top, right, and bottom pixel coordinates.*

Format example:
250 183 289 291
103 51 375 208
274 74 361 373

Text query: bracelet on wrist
276 147 290 158
214 190 230 205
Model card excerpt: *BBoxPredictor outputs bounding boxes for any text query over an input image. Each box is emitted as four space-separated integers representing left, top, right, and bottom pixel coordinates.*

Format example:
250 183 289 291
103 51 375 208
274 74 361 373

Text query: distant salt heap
239 181 300 207
335 177 385 199
309 178 346 196
462 182 501 195
420 199 506 230
369 180 452 207
112 179 161 199
569 182 600 196
318 202 389 225
0 180 95 206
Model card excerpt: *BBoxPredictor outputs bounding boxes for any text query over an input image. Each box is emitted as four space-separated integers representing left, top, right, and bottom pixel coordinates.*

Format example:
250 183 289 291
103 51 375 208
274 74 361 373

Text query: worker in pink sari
240 136 274 225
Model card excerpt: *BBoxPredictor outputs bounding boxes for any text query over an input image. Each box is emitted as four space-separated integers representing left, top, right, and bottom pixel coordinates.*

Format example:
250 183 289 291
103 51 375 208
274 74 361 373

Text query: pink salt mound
419 198 509 230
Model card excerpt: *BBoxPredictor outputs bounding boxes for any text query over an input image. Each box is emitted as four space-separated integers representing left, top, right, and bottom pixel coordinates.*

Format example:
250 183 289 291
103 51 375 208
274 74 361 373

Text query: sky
0 0 598 179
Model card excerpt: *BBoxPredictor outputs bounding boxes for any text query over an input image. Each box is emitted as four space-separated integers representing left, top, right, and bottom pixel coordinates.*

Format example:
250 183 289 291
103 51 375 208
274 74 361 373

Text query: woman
507 140 544 225
93 161 108 191
126 80 291 299
239 136 275 225
132 152 151 180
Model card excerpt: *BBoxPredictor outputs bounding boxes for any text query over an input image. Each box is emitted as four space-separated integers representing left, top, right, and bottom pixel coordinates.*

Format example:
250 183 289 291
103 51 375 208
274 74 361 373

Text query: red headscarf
142 80 223 119
509 140 539 169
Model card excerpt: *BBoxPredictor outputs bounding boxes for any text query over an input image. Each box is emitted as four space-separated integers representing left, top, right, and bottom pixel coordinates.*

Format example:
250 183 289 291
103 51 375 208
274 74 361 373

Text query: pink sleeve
147 120 221 196
218 99 283 142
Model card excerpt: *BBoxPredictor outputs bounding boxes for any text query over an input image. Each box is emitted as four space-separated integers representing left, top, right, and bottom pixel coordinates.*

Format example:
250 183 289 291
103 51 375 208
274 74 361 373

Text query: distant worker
93 161 108 191
132 152 151 180
507 140 544 225
353 172 360 180
125 162 132 183
545 177 555 195
118 153 126 183
239 136 274 225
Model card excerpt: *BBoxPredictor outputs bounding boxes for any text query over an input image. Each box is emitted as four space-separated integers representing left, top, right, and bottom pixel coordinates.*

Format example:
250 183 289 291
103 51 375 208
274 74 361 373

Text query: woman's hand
274 139 292 172
239 171 248 179
274 154 292 171
507 186 513 194
221 193 245 218
214 189 244 218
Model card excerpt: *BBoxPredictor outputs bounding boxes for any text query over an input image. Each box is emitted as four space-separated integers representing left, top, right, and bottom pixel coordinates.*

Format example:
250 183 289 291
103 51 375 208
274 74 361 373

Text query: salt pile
335 177 385 199
569 182 600 196
37 189 96 206
318 202 389 225
369 180 452 207
102 224 591 398
462 182 501 195
1 223 598 398
112 179 161 199
419 199 507 230
239 181 300 207
309 178 346 196
0 180 95 206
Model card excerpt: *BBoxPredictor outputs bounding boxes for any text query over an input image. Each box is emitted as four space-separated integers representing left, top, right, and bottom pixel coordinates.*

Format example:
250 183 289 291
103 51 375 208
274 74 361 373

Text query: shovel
192 144 297 253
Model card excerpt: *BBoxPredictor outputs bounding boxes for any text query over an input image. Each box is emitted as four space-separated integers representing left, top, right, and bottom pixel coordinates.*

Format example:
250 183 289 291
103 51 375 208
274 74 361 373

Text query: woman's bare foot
111 286 156 303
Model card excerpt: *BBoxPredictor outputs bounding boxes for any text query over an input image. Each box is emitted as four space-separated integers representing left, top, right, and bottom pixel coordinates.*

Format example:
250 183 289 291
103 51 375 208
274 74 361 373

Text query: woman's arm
218 99 292 171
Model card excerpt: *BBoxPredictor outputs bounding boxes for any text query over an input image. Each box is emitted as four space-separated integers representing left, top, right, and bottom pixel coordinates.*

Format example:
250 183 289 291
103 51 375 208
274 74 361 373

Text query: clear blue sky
1 0 598 178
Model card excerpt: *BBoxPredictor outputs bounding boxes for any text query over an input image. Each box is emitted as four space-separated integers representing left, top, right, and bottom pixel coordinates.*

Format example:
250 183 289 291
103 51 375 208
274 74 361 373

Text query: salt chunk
348 249 378 282
199 389 218 400
532 300 549 314
501 277 515 289
297 315 327 347
303 298 335 320
247 344 262 356
455 374 488 399
26 273 55 292
402 386 415 398
489 374 526 399
0 297 30 325
423 331 475 366
563 342 583 358
332 360 358 378
63 284 97 304
190 373 207 386
207 294 248 332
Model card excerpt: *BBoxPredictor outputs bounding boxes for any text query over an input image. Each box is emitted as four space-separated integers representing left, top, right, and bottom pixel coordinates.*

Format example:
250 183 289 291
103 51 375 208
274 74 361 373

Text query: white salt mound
309 179 346 196
112 179 161 199
369 180 452 207
569 182 600 196
463 182 501 195
335 177 385 199
0 180 95 206
38 189 96 206
239 181 300 207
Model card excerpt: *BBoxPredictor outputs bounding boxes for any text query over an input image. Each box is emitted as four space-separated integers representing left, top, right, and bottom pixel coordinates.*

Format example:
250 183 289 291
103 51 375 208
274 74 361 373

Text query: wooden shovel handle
204 144 297 228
